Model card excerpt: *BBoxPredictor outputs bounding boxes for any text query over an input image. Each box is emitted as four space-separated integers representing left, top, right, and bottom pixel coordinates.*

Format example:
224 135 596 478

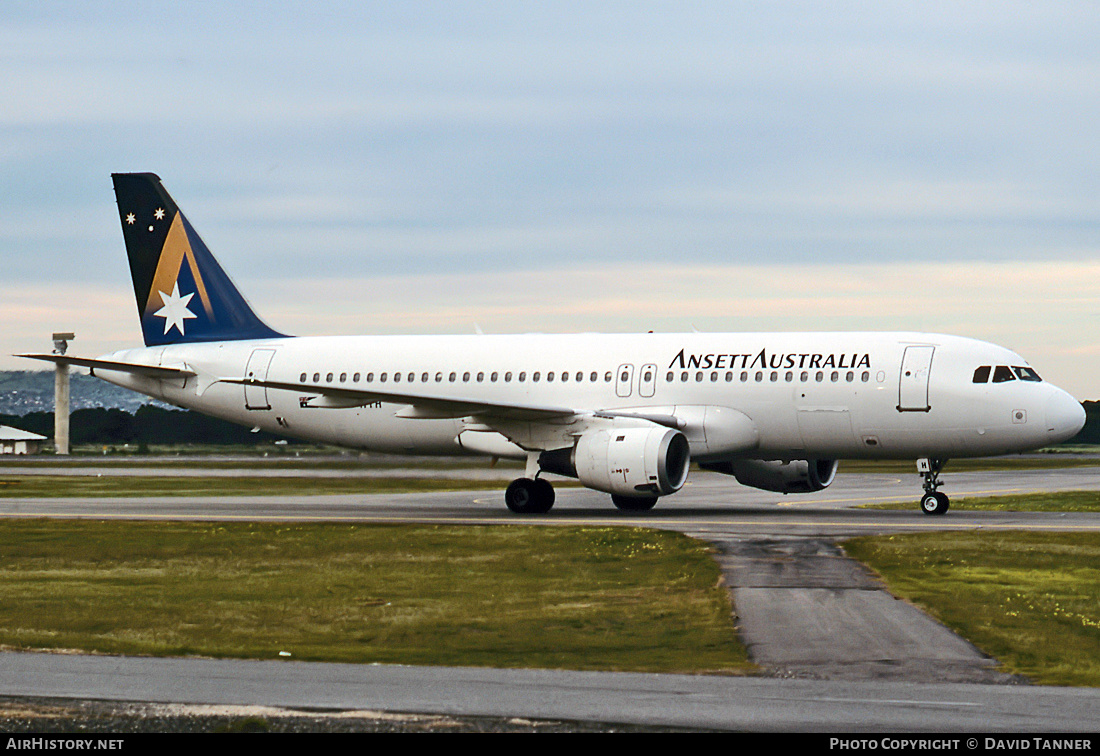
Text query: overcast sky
2 1 1097 398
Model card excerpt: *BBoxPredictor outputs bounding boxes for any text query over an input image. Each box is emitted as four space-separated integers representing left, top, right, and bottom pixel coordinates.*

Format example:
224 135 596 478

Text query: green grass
0 450 524 470
844 531 1100 686
0 475 514 497
840 456 1100 473
0 520 749 674
947 490 1100 512
865 490 1100 512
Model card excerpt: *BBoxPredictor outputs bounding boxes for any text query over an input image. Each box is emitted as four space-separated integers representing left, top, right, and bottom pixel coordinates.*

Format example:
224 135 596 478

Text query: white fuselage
95 331 1084 462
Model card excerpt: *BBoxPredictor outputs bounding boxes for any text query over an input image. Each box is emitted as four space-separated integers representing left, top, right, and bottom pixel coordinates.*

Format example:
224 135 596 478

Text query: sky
1 1 1097 398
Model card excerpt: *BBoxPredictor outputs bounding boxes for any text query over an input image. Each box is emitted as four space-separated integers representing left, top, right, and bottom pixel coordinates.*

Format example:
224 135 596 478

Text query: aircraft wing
223 377 576 420
16 353 197 379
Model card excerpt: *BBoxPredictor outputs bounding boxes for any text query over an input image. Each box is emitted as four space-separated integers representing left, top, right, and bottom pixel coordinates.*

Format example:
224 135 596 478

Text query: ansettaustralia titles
669 348 872 372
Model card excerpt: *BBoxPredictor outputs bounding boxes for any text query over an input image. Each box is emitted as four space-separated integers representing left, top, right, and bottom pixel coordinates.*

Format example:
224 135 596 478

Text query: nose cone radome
1046 390 1086 444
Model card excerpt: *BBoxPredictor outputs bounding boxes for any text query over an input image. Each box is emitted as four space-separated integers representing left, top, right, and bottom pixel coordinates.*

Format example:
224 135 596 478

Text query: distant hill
0 370 167 415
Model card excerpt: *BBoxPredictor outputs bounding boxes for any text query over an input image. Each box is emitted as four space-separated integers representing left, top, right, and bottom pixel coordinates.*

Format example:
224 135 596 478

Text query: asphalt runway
1 463 1099 731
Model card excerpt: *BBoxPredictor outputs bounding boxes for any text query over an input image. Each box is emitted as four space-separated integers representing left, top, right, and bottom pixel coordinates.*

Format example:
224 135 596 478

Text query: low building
0 425 48 455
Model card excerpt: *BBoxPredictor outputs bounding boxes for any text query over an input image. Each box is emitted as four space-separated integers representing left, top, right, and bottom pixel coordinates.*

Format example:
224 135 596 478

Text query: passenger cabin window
973 366 992 383
992 365 1016 383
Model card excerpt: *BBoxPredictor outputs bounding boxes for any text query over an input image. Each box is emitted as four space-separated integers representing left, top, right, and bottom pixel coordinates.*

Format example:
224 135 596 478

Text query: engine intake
540 426 691 497
701 458 838 493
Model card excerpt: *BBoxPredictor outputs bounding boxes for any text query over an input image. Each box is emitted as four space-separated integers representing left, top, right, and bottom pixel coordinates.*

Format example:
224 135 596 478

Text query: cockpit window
1012 366 1042 382
992 365 1016 383
972 366 991 383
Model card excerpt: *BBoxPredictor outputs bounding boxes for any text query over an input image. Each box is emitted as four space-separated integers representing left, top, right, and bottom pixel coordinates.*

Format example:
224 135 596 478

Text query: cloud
1 3 1097 400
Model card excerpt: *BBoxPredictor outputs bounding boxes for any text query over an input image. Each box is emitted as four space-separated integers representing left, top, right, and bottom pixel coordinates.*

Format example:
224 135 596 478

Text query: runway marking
800 487 1029 506
809 696 982 709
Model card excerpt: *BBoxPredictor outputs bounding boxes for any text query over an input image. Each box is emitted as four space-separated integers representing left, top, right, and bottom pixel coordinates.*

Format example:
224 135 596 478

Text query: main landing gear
504 477 662 514
505 477 555 514
917 457 949 516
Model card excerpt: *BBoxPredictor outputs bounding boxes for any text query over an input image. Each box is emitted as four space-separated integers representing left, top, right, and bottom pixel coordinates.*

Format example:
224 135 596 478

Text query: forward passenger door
898 345 934 412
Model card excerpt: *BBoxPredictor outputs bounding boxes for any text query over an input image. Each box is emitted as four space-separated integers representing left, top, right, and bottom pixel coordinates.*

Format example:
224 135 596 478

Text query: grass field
839 456 1100 473
0 475 515 498
844 531 1100 687
0 484 1096 684
0 520 749 674
866 490 1100 512
948 490 1100 512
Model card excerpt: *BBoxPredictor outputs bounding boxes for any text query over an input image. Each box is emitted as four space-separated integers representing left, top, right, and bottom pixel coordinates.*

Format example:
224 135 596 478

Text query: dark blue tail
112 173 285 346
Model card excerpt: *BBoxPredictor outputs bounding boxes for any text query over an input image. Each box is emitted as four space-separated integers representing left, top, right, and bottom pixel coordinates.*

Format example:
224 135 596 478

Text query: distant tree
1068 401 1100 444
0 408 291 447
0 412 52 437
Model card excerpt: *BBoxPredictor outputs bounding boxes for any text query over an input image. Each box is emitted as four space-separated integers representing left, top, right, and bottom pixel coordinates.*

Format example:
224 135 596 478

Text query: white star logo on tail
154 282 197 335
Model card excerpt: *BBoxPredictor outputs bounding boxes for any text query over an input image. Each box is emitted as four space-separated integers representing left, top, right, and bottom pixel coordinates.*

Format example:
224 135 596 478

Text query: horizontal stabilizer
16 353 196 379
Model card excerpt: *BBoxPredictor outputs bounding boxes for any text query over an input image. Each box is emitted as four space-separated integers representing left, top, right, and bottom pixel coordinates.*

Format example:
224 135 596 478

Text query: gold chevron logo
143 212 215 319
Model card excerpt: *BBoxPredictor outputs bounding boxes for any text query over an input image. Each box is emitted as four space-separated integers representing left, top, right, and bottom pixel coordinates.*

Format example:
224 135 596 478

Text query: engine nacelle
701 458 838 494
540 426 691 497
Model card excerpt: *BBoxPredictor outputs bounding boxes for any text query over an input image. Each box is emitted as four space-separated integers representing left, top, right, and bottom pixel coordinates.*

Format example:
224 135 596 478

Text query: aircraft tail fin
111 173 286 346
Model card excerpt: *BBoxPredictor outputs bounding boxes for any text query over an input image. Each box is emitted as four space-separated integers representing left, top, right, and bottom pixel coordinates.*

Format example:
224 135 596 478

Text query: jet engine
701 458 838 494
540 426 691 497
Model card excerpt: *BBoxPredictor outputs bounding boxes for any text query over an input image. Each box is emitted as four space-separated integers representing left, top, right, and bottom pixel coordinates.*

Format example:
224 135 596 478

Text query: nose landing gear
917 458 949 515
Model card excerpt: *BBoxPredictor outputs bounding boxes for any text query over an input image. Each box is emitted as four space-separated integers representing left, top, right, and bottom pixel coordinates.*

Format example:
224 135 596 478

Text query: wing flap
223 377 575 420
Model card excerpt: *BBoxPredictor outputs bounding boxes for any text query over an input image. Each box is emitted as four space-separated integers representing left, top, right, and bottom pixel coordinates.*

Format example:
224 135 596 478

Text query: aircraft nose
1045 390 1086 444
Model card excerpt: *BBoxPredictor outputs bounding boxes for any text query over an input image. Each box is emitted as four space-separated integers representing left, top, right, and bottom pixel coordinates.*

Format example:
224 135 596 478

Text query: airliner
20 173 1086 515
